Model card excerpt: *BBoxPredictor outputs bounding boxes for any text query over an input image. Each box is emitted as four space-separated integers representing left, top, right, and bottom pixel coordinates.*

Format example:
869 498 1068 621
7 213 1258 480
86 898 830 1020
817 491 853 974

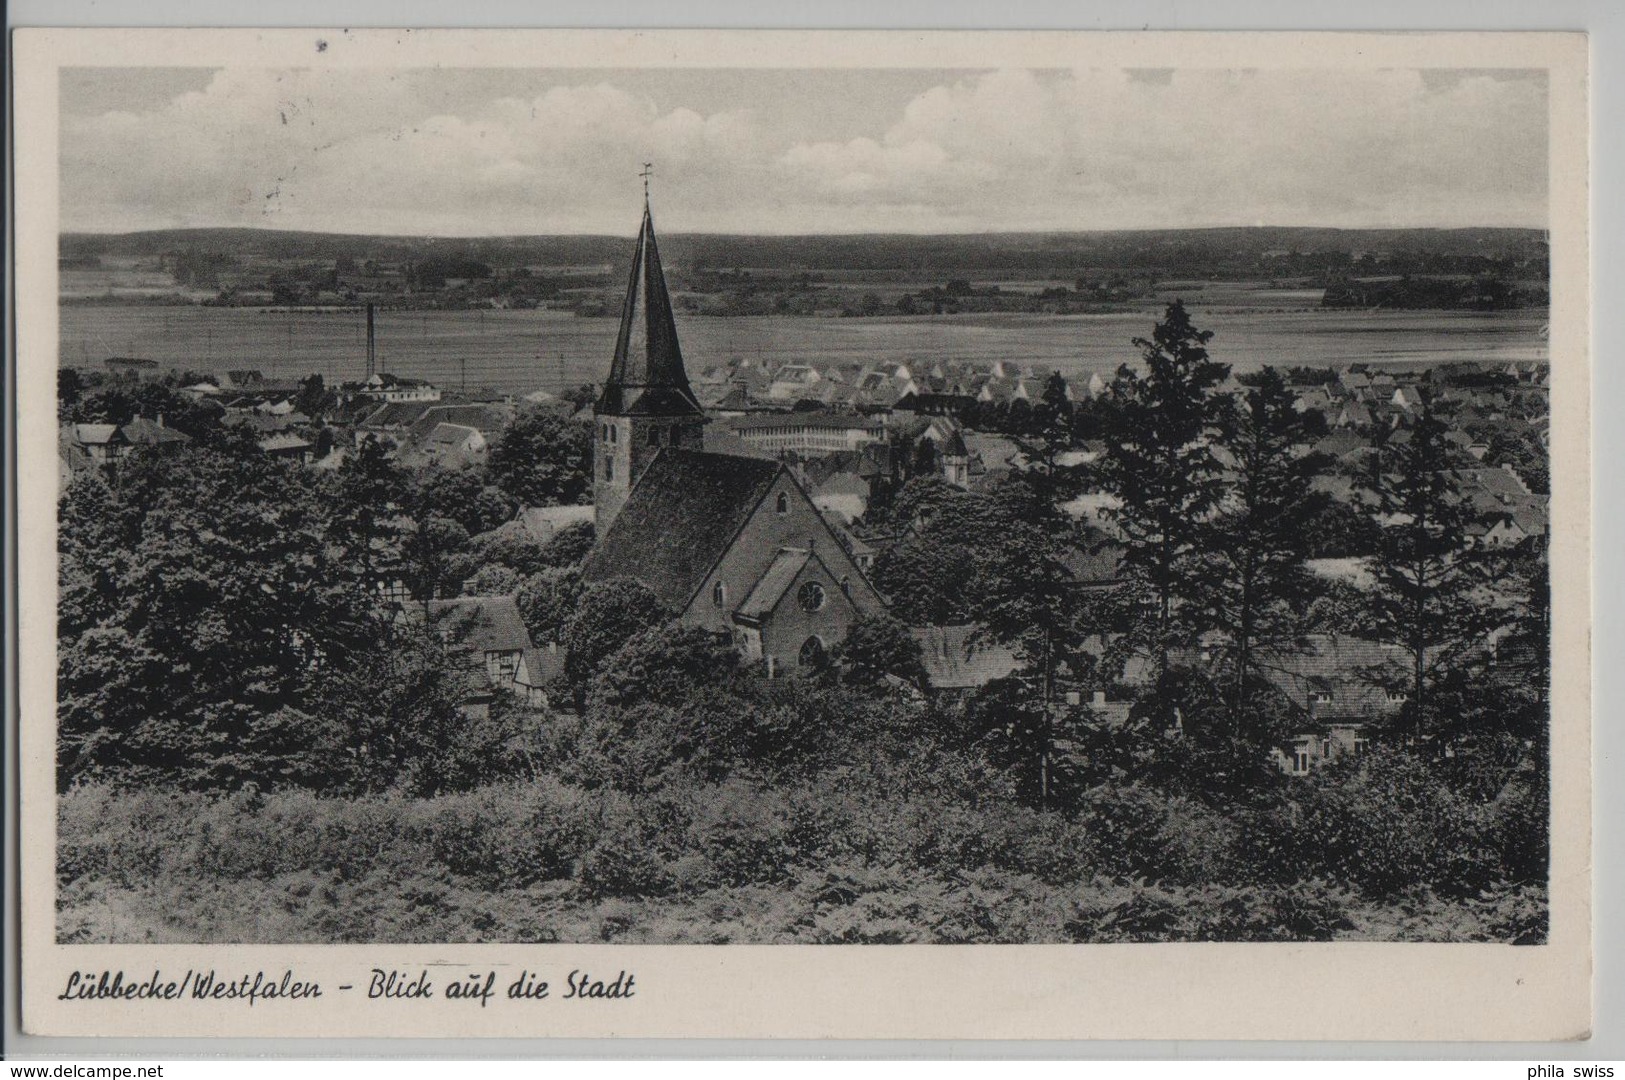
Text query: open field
59 301 1549 396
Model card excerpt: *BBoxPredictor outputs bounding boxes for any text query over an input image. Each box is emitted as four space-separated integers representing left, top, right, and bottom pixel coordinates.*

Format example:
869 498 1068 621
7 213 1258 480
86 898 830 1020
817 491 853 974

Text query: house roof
427 595 533 654
724 411 885 434
581 448 784 610
72 423 123 446
120 417 191 445
258 434 313 453
425 422 482 447
814 471 871 499
735 547 813 623
515 504 595 540
910 624 1023 690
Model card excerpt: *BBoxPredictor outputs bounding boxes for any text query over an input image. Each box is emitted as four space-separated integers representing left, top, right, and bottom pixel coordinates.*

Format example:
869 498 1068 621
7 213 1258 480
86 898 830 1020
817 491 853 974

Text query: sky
59 66 1549 236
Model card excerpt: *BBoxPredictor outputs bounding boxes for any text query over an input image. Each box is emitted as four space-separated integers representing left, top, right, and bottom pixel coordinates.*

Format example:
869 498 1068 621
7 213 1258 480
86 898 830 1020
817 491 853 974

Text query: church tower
593 194 707 534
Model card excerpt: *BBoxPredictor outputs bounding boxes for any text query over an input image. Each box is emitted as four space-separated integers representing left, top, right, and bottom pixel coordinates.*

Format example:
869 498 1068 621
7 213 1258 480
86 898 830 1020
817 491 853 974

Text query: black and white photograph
11 25 1593 1042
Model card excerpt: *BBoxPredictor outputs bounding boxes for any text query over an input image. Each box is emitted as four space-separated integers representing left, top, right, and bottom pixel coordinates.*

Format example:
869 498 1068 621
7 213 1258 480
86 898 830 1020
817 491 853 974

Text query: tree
1012 371 1083 500
834 613 929 689
969 476 1091 807
408 466 515 537
487 408 593 507
516 567 583 646
1204 366 1328 735
1095 301 1232 711
326 436 409 583
1363 407 1493 739
561 578 671 708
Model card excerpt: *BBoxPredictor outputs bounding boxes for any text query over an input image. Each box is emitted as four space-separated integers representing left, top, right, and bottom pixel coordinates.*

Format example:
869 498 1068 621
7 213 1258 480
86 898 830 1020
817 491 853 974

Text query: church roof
734 547 813 623
581 448 783 609
596 204 704 418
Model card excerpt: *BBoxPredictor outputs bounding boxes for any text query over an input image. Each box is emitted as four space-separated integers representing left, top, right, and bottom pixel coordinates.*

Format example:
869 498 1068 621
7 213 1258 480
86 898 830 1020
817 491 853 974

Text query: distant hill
60 226 1547 277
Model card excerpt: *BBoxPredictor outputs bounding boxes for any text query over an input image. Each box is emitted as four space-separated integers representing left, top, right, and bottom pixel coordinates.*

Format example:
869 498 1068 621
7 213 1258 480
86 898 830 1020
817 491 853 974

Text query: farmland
59 300 1549 397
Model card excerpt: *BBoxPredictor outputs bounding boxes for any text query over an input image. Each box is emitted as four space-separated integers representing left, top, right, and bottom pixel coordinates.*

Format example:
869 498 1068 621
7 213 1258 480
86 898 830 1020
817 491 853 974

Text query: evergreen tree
1012 371 1083 500
1096 301 1231 713
1205 366 1328 735
1363 407 1493 739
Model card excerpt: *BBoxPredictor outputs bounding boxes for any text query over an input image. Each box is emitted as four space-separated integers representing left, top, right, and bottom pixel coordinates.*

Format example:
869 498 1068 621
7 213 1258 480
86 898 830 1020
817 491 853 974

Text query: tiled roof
424 422 482 446
427 595 533 654
120 417 191 445
72 423 122 445
515 504 595 540
581 449 783 610
735 547 812 623
910 624 1023 690
257 434 313 453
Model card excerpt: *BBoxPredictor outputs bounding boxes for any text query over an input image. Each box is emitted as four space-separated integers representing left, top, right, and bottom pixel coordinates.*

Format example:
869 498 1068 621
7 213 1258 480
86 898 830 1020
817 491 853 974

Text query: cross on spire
640 162 654 204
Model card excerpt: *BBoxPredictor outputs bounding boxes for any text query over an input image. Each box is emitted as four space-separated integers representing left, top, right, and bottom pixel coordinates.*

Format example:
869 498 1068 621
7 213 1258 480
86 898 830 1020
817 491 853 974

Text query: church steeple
595 200 704 418
593 190 707 535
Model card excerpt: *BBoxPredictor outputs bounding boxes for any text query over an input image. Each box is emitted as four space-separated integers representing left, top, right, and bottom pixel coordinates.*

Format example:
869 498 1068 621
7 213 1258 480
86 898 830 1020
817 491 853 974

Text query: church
580 199 887 676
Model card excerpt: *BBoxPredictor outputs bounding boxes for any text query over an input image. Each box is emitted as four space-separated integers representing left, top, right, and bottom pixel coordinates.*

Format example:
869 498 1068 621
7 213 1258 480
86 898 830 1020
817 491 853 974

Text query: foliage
560 578 671 706
833 613 929 689
56 441 504 795
1095 301 1232 702
1362 408 1496 735
487 408 593 508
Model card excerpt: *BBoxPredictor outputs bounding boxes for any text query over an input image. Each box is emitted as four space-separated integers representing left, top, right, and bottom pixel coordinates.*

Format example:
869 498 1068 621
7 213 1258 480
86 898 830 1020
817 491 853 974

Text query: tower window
775 492 790 515
604 458 614 481
609 425 617 445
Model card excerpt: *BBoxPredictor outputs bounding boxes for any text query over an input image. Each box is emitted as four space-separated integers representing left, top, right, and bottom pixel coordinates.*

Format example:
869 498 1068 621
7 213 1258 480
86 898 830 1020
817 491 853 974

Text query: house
120 416 191 452
583 200 887 677
1256 635 1409 775
511 504 596 544
418 422 488 464
71 423 127 462
512 643 564 708
427 594 535 689
909 624 1022 691
811 471 871 524
718 412 885 455
358 373 443 403
258 433 315 463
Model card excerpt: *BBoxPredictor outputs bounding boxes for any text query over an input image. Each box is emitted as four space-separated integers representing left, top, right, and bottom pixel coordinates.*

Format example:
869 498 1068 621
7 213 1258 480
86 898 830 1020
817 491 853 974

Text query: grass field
59 301 1549 397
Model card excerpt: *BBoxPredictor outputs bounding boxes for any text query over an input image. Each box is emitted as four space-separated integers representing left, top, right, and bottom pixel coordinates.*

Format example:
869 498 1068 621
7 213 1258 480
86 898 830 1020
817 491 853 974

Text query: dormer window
648 427 662 447
1311 690 1333 705
776 492 790 515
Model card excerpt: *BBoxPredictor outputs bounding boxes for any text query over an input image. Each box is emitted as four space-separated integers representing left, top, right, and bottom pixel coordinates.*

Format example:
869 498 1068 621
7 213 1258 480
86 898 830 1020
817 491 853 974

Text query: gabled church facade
581 200 886 675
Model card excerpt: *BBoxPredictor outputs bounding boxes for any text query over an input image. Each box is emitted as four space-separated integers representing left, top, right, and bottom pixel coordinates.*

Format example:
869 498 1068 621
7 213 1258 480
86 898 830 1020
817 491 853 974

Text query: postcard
11 27 1591 1040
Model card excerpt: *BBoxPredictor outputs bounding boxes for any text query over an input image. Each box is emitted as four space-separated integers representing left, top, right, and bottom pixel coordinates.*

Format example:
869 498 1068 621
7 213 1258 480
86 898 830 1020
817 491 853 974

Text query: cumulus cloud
60 66 1547 234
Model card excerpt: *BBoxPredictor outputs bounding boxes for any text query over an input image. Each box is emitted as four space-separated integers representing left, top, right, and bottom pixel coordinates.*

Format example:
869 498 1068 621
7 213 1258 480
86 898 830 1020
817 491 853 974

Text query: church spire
596 192 703 418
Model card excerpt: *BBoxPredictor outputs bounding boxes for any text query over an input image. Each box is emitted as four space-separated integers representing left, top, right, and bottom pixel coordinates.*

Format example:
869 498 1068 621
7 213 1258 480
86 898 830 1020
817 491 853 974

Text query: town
55 202 1551 945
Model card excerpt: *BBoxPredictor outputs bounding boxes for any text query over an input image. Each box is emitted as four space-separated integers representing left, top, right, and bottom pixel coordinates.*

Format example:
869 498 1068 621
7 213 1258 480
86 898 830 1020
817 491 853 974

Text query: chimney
1092 690 1106 707
156 413 164 428
366 303 377 379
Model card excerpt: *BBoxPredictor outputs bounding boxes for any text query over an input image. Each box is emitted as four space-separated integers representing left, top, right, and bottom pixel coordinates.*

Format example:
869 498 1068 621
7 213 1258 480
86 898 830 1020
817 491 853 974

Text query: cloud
60 66 1547 234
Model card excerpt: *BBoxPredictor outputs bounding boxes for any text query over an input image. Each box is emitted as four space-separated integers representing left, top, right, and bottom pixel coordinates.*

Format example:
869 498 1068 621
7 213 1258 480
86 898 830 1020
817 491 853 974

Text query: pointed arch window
799 635 828 670
775 492 790 515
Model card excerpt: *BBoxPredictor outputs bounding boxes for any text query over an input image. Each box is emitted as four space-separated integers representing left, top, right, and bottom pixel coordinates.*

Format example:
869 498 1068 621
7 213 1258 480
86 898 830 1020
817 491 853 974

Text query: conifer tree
1206 366 1328 734
1363 406 1492 738
1096 301 1231 713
